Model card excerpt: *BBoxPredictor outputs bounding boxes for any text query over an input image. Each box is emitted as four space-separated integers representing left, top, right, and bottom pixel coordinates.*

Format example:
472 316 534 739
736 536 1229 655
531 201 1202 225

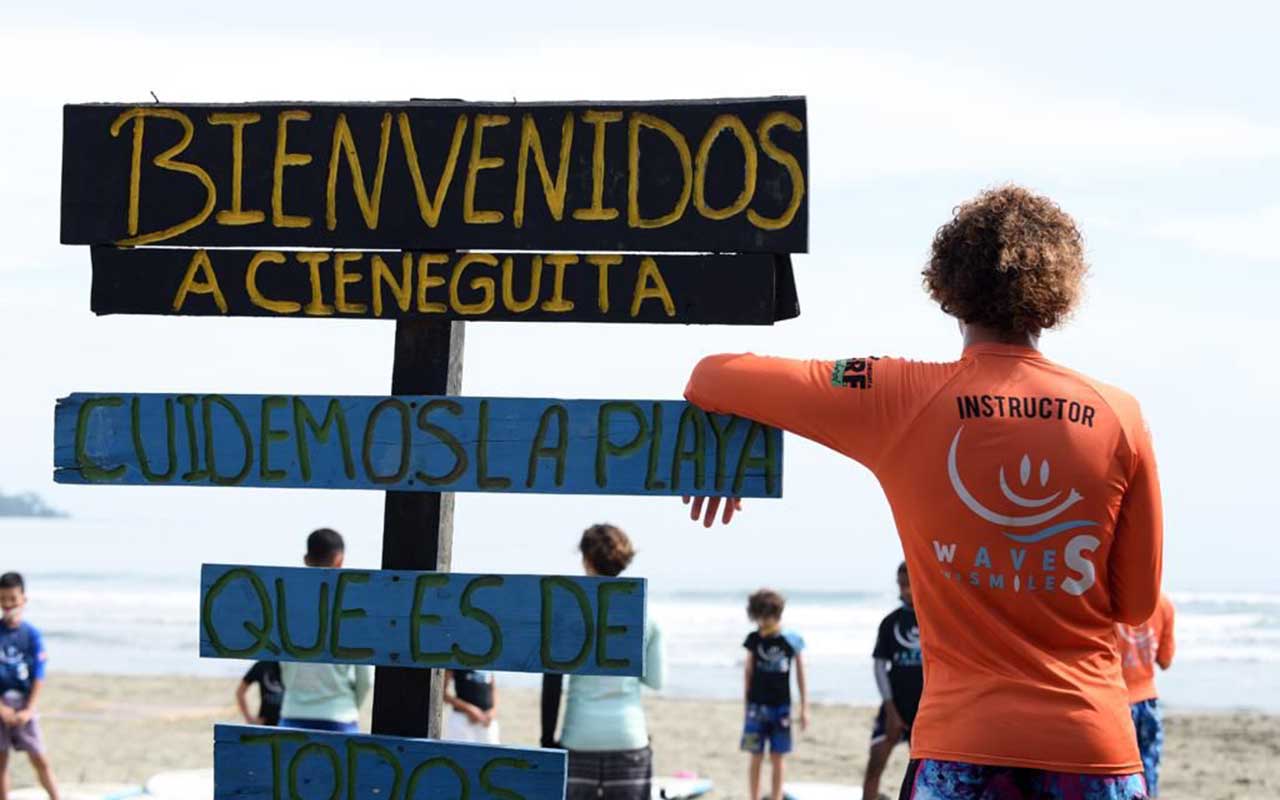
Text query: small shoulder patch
831 357 878 390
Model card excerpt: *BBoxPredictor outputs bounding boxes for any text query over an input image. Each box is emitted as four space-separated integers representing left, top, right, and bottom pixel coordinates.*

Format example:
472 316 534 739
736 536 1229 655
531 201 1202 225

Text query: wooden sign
200 564 646 675
90 246 799 325
62 98 808 253
54 393 782 497
214 724 565 800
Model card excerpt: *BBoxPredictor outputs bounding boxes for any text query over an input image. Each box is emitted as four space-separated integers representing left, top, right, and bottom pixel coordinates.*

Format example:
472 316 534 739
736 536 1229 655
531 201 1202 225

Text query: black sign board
62 98 807 253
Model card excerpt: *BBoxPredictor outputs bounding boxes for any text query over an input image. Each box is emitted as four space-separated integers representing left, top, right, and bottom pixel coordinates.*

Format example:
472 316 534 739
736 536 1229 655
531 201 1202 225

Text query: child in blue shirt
0 572 60 799
742 588 807 800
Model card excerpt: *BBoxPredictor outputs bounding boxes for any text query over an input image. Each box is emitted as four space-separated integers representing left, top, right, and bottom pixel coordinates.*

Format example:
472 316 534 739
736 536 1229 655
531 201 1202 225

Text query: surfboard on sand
654 775 715 799
10 784 142 800
143 769 212 800
775 782 861 800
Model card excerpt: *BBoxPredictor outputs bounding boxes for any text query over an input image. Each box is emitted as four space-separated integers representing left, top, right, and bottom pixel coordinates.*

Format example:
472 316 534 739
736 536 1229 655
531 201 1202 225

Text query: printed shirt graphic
873 605 923 718
0 622 47 700
1117 593 1175 704
244 661 284 719
687 343 1163 773
744 630 804 706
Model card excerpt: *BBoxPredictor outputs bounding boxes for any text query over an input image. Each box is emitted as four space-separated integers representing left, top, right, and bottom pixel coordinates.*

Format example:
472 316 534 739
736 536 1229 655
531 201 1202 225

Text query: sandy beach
3 675 1276 799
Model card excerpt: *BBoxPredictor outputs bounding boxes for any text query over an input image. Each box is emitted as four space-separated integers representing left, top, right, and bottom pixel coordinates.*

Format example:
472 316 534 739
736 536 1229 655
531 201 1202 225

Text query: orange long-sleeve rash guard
1117 593 1176 704
685 343 1163 774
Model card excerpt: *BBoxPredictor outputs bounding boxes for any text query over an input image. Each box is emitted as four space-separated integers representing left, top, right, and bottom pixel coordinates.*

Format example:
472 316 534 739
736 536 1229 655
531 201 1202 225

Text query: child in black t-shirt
236 661 284 726
444 669 500 744
741 588 807 800
863 562 923 800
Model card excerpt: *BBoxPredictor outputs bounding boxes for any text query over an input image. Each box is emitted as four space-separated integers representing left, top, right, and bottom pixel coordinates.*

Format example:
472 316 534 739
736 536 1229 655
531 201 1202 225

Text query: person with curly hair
540 524 666 800
683 186 1162 800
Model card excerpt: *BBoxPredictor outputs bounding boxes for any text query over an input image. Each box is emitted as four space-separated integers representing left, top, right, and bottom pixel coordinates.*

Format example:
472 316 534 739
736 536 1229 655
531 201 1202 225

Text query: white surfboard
777 782 861 800
653 776 714 800
144 769 213 800
10 783 142 800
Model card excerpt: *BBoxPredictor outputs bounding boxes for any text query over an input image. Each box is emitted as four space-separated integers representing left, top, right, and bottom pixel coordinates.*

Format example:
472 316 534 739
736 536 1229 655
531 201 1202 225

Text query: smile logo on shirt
893 623 921 651
947 427 1097 543
945 426 1102 596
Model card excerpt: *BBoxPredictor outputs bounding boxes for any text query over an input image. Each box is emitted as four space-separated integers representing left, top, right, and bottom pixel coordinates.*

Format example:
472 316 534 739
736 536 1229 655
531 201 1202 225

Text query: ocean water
9 567 1279 711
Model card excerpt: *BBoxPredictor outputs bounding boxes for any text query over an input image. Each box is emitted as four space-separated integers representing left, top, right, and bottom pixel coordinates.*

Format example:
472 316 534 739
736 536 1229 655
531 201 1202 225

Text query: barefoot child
0 572 59 800
742 589 807 800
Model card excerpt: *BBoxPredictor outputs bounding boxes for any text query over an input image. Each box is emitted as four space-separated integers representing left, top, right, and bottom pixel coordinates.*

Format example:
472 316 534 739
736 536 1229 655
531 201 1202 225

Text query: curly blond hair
923 185 1088 333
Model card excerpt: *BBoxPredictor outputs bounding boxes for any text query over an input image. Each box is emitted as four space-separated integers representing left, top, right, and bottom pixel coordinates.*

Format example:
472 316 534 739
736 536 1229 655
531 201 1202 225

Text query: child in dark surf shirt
863 562 923 800
741 588 807 800
444 669 499 744
236 661 284 726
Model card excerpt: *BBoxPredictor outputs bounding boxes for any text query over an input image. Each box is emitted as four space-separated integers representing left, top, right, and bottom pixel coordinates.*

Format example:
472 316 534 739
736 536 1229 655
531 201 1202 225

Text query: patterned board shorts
567 746 652 800
900 759 1148 800
741 703 792 755
1129 699 1163 797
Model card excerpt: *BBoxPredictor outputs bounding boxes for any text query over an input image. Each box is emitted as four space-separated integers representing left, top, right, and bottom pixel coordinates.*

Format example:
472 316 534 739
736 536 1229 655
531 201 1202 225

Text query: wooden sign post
55 95 808 799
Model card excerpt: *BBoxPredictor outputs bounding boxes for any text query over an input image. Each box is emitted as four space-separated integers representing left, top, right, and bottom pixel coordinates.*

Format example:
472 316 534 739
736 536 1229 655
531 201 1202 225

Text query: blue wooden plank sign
201 565 646 675
214 724 565 800
54 393 782 497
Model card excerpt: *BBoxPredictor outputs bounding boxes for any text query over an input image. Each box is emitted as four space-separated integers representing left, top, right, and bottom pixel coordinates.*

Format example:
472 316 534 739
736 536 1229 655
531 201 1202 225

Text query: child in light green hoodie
278 529 373 732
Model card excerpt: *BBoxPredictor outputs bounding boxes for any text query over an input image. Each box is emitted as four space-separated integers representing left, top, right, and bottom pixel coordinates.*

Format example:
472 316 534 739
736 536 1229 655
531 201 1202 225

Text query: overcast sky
1 1 1277 592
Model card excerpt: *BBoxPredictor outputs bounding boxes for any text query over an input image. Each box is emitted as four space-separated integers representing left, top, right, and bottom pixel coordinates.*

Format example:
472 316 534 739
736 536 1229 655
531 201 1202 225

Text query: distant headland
0 490 67 518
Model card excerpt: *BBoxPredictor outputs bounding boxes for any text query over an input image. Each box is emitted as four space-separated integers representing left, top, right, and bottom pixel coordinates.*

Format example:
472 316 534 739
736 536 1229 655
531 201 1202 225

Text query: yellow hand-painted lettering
747 111 805 231
628 113 692 229
209 112 266 225
327 113 392 231
463 114 510 224
694 114 757 220
631 256 675 317
172 249 227 313
109 108 217 245
272 110 313 229
571 110 622 221
514 112 574 228
246 250 300 314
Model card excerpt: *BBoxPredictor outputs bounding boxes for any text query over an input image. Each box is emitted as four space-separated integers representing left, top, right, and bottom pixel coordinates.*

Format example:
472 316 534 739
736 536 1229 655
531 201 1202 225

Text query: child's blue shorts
740 702 792 754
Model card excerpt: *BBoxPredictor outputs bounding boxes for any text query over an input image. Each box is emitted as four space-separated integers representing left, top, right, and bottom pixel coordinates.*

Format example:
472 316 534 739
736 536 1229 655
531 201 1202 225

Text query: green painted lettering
476 400 512 490
132 396 176 482
277 577 328 659
525 404 568 488
202 394 253 486
293 398 355 482
202 567 278 657
453 576 504 667
74 395 126 482
596 580 638 671
733 422 778 496
410 573 451 665
540 577 593 671
594 401 647 488
415 400 467 486
260 396 290 482
330 572 373 660
669 405 706 491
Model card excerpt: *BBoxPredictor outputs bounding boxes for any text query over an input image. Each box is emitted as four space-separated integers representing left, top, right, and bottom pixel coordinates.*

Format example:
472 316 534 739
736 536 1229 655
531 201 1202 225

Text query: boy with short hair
279 530 373 732
742 588 807 800
0 572 60 800
863 562 923 800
